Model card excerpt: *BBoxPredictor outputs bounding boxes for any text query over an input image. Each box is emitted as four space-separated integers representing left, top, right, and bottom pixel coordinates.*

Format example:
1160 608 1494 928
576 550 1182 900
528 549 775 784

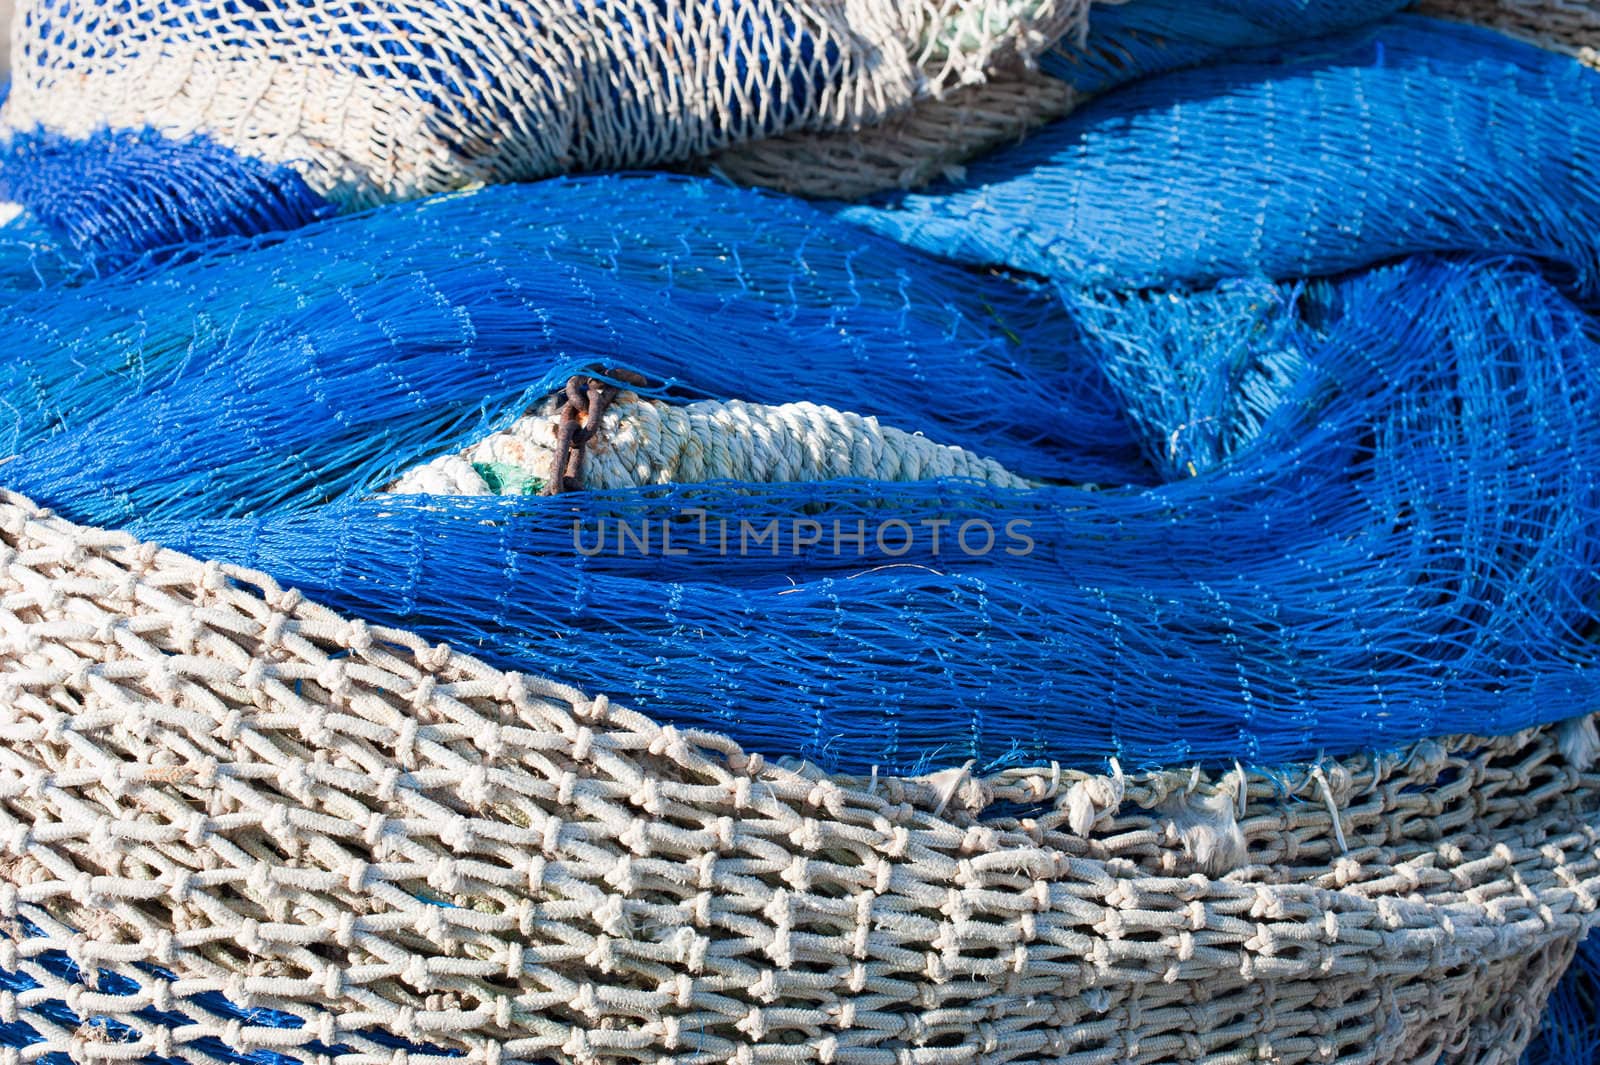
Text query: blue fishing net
0 17 1596 776
0 127 334 260
2 20 1599 777
0 5 1597 1063
844 18 1600 293
1525 937 1600 1065
1047 0 1411 93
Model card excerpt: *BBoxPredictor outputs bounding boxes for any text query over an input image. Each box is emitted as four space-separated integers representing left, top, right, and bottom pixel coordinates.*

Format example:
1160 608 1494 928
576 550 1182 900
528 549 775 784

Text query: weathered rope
0 489 1595 1064
388 391 1038 496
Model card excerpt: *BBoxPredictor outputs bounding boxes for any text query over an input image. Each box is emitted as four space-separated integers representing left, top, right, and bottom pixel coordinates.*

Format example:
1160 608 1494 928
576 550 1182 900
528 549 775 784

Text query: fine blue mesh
0 208 89 293
0 171 1595 775
0 174 1141 495
0 127 334 262
841 18 1600 293
1523 937 1600 1065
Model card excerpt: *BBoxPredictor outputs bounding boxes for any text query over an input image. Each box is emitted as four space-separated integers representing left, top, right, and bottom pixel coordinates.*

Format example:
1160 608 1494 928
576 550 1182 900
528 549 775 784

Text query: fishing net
0 0 1597 1062
840 18 1600 290
0 0 1086 228
1 17 1598 778
702 0 1417 199
0 168 1594 777
0 493 1593 1065
0 0 1427 247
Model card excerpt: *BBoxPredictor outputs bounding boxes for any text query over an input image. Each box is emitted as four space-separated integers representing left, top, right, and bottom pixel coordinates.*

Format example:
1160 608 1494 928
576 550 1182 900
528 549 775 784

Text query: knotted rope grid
0 0 1598 1060
0 491 1595 1064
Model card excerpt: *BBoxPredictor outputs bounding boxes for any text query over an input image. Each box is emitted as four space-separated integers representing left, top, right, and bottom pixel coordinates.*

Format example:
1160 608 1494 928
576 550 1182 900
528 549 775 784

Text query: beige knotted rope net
0 489 1594 1065
0 0 1089 206
1419 0 1600 67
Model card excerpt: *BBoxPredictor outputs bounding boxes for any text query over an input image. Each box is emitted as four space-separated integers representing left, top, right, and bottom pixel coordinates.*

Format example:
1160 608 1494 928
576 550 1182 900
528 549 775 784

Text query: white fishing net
0 0 1089 206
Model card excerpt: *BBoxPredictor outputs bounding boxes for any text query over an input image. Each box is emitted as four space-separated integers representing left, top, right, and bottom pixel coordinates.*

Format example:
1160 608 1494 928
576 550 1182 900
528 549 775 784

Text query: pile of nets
0 0 1599 1061
0 0 1095 247
0 18 1596 778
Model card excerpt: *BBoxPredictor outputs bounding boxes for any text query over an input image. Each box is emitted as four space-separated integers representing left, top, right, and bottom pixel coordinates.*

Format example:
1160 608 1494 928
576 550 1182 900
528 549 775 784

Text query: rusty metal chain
545 367 651 494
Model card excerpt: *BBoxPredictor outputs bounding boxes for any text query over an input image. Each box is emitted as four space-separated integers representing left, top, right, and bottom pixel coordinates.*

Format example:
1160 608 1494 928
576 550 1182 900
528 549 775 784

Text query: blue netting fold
0 128 333 261
843 18 1600 293
0 16 1597 775
0 169 1594 775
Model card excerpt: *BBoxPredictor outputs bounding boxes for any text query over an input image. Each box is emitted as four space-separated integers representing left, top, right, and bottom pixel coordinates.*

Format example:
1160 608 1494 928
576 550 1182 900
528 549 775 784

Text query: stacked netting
0 0 1598 1063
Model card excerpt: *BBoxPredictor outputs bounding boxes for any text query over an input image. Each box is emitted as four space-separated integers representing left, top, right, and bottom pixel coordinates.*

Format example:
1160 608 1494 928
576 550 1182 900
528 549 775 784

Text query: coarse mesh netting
0 0 1086 211
0 493 1589 1065
0 2 1598 1062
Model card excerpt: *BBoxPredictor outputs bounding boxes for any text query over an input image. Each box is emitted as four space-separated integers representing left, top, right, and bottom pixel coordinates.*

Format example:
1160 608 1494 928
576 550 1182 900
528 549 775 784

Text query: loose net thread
1524 936 1600 1065
0 491 1595 1065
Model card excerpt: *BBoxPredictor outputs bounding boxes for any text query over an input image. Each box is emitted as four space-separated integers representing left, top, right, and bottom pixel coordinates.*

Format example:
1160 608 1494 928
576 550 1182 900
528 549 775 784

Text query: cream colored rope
387 393 1037 495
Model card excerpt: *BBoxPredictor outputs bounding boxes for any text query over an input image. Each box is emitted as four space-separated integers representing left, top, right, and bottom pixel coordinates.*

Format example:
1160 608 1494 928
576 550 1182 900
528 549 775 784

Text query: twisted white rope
388 393 1036 495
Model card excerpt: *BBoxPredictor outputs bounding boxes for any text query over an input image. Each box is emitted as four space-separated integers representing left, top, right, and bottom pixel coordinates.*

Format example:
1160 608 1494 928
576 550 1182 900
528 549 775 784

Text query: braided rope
387 393 1037 496
0 490 1593 1064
